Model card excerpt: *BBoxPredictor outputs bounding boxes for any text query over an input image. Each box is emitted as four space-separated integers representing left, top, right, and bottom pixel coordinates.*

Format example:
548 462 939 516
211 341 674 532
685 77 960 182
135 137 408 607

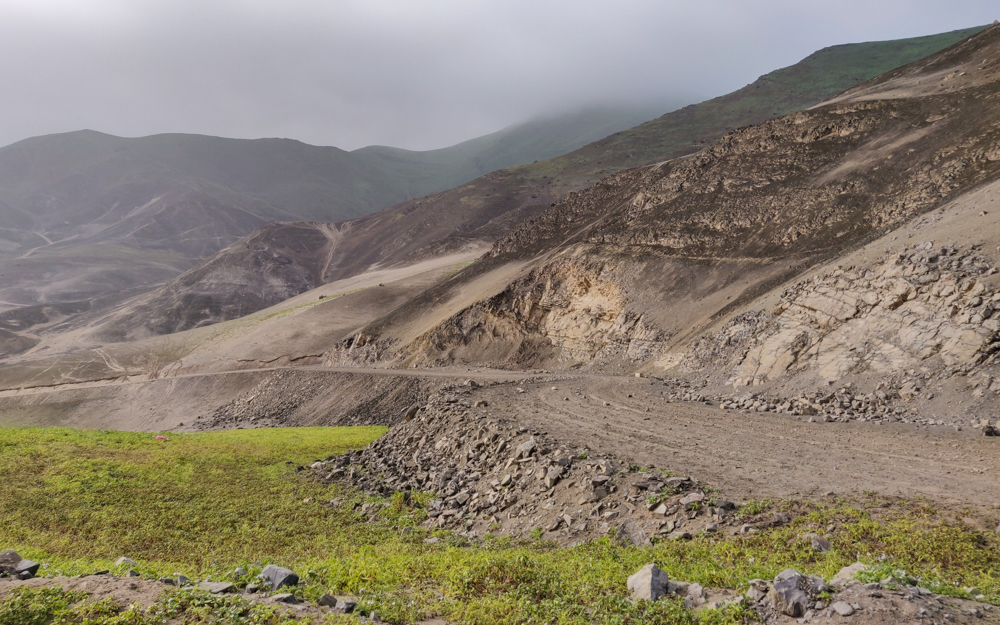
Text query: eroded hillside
333 24 1000 402
63 26 985 348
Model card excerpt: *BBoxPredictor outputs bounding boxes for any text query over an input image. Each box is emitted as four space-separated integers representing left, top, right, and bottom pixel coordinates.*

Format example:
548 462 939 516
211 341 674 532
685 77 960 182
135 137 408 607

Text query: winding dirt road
472 374 1000 509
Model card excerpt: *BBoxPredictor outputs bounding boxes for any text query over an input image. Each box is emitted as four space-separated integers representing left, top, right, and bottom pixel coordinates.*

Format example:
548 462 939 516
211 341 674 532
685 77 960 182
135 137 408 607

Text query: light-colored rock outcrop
733 242 998 386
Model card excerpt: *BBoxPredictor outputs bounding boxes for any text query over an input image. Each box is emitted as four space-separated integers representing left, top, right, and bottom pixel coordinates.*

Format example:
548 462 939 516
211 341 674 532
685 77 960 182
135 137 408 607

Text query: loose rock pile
193 370 330 430
629 561 998 623
650 376 982 430
315 384 747 544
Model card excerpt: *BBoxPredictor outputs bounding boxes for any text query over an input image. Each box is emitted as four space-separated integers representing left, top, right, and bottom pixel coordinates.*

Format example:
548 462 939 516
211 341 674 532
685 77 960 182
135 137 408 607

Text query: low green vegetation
0 426 386 569
2 427 999 624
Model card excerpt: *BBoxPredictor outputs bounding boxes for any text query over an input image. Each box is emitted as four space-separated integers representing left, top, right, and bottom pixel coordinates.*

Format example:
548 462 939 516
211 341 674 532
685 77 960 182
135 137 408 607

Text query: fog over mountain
1 0 997 151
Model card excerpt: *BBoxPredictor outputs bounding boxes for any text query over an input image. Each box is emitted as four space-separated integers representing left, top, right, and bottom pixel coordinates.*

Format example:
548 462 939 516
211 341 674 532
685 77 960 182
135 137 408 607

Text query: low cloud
0 0 995 150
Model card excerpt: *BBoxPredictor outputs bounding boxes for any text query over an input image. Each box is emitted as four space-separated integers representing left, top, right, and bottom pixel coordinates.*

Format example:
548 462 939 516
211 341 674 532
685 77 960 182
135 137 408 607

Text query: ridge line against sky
1 0 997 151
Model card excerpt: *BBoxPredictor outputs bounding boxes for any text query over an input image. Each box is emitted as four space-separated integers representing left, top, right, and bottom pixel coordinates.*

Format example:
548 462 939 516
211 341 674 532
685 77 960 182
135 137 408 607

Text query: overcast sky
1 0 996 151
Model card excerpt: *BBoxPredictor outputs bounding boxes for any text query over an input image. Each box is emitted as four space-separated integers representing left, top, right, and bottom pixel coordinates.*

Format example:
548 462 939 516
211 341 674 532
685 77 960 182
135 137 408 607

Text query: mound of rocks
313 385 742 544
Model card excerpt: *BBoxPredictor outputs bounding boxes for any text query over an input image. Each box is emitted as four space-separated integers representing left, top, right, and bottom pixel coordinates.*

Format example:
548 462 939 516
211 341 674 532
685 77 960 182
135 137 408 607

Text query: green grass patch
0 426 385 573
3 427 1000 624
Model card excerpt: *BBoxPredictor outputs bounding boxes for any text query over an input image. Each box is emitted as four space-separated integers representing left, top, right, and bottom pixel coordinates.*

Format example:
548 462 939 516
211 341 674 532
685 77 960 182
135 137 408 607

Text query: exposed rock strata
730 242 999 386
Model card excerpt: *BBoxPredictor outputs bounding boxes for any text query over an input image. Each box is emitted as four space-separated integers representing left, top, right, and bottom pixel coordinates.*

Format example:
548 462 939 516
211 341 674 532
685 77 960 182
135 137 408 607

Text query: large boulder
627 564 670 602
768 569 808 617
617 519 651 547
261 564 299 591
0 549 39 579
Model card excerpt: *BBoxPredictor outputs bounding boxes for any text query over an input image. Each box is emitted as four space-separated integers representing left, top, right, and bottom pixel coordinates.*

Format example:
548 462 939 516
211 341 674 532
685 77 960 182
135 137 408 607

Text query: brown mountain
334 23 1000 396
93 26 985 342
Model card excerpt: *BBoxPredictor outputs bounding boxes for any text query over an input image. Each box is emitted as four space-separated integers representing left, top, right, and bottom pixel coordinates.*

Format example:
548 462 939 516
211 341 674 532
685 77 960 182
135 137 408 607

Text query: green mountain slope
354 106 666 194
541 25 991 183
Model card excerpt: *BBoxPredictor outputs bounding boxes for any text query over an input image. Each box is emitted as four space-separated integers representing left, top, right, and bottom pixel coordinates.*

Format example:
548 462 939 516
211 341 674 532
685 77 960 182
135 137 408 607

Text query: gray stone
832 601 855 616
336 598 358 613
746 586 767 603
175 574 191 586
318 593 337 607
233 566 248 577
812 536 832 552
768 572 808 617
627 564 670 601
679 492 704 505
114 557 137 568
516 438 536 459
808 574 830 593
686 582 706 602
0 549 39 579
272 593 296 603
261 564 299 591
617 519 651 546
200 582 235 594
775 568 802 582
544 465 563 488
834 562 868 582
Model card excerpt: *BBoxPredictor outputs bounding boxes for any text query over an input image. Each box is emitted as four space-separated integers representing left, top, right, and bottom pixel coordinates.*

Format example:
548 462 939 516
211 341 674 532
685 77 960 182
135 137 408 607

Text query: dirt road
3 362 999 508
471 374 1000 508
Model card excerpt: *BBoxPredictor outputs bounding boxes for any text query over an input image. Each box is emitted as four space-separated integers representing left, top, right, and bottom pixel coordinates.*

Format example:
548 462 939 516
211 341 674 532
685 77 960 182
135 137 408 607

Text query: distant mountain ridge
88 25 990 342
0 106 658 309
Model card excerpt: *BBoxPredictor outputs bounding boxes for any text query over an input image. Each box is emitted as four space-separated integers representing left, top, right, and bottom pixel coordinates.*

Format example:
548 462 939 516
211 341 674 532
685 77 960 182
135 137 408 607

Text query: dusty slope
333 24 1000 392
0 249 483 390
2 27 977 351
95 222 344 340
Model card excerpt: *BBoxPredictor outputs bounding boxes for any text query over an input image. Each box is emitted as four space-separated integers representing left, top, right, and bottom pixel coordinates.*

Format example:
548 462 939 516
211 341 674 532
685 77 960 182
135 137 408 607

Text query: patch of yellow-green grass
0 426 384 575
4 427 1000 624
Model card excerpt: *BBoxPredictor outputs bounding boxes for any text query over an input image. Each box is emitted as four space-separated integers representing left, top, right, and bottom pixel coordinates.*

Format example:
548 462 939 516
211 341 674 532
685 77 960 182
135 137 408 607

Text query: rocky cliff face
731 242 1000 387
